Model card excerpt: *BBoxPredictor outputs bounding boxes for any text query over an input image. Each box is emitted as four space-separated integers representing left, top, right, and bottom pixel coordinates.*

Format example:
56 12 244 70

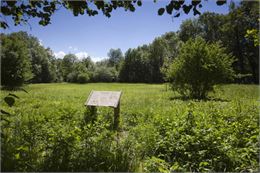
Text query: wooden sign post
85 91 122 130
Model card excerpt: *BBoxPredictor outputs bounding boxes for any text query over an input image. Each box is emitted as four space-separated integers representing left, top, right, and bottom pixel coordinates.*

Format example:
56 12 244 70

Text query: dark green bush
143 157 169 173
77 73 89 83
167 37 235 99
93 67 118 82
66 72 78 83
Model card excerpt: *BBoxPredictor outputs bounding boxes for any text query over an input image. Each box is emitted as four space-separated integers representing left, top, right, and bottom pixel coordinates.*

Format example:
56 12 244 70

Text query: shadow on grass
169 96 230 102
1 86 28 93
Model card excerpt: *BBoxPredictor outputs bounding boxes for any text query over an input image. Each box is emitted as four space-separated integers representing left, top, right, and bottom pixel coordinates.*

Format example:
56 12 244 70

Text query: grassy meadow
1 83 259 172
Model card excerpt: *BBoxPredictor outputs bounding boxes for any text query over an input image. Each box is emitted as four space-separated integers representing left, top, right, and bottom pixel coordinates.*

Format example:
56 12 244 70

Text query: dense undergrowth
1 83 259 172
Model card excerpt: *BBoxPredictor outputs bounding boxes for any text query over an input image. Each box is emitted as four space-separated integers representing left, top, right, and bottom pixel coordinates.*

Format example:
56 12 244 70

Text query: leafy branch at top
1 0 227 29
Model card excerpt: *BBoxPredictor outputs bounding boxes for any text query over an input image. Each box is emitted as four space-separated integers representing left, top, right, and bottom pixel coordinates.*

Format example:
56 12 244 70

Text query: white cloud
91 57 107 62
54 51 66 59
68 46 78 51
39 39 43 46
54 50 107 62
75 51 107 62
75 52 88 59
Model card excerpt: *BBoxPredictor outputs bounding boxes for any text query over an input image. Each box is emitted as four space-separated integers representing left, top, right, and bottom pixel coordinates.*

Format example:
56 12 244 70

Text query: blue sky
2 0 231 61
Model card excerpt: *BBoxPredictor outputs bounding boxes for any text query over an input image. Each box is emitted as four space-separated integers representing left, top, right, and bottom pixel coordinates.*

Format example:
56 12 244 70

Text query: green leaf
17 146 29 152
0 109 11 115
183 5 192 14
9 93 19 99
174 13 180 17
6 1 16 6
4 96 15 107
1 117 11 124
199 161 209 167
193 8 201 15
15 153 20 159
129 5 135 12
1 21 9 29
192 0 201 6
166 4 173 14
137 0 142 6
92 10 98 15
216 0 226 6
20 88 28 93
39 20 46 26
158 8 165 15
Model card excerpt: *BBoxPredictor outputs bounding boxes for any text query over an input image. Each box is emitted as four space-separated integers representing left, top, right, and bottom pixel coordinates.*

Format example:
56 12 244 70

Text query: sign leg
113 103 120 130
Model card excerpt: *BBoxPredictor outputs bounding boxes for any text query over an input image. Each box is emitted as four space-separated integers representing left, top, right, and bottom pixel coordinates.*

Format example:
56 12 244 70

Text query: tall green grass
1 83 259 172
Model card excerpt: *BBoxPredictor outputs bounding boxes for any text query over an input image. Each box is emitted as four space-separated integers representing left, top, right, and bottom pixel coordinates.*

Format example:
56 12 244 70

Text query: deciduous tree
167 37 234 99
1 33 33 88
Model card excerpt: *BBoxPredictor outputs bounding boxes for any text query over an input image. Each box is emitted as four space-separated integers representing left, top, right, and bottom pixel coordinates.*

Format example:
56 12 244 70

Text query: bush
93 67 118 82
167 37 234 99
66 72 78 83
143 157 169 173
77 73 89 83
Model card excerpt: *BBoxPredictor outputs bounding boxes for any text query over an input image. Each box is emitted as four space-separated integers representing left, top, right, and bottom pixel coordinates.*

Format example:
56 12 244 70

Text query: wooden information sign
85 91 122 108
85 91 122 130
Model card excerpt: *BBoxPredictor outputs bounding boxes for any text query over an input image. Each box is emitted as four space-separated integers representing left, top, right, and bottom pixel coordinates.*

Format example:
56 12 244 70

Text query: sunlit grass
1 83 259 172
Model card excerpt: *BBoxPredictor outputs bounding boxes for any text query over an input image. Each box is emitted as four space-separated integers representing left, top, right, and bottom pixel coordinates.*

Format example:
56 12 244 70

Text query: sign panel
85 91 122 108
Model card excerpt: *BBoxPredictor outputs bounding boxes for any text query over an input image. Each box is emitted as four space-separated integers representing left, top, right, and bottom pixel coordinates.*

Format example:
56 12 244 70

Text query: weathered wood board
85 91 122 108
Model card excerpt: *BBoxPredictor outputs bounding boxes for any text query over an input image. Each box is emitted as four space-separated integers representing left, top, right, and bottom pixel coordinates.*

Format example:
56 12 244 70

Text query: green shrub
93 67 118 82
143 157 169 173
66 72 78 83
167 37 234 99
77 73 89 83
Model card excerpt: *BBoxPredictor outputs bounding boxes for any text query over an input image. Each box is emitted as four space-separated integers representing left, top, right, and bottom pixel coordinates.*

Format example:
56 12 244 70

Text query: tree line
120 1 259 84
1 1 259 88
